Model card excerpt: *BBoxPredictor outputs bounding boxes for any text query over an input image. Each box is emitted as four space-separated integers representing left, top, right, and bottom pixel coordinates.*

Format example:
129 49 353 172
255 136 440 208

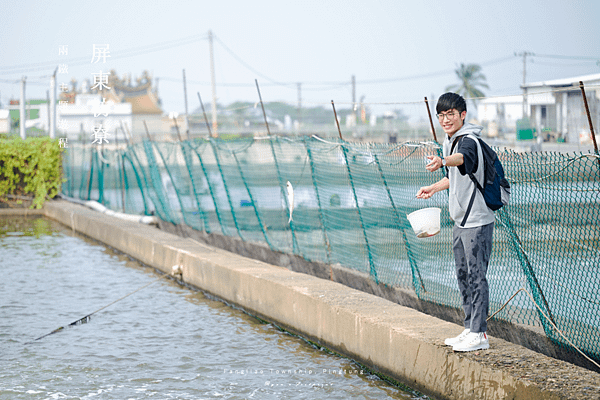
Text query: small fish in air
286 181 294 223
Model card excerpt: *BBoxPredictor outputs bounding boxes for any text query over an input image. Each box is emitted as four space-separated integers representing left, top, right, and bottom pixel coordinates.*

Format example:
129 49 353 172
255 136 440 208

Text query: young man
416 92 494 352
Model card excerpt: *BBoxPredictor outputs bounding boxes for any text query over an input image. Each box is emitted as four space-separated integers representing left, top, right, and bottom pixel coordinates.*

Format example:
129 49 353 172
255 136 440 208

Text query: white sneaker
452 332 489 352
444 329 470 346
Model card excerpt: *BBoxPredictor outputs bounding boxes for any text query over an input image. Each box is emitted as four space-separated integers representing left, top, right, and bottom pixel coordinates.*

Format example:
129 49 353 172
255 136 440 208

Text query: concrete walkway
16 200 596 399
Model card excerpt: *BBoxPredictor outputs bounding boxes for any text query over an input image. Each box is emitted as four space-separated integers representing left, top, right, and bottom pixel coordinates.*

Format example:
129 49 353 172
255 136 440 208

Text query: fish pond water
0 216 427 400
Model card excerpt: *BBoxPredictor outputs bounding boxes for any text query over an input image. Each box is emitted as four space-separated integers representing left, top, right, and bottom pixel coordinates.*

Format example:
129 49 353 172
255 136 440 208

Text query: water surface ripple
0 217 425 399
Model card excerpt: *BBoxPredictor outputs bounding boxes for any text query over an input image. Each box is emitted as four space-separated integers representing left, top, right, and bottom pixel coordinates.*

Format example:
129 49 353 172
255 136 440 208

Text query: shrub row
0 136 63 209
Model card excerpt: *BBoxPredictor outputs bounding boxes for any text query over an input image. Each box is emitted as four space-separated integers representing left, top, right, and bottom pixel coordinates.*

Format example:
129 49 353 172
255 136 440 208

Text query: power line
213 34 293 88
534 53 600 61
480 55 518 67
0 78 48 86
0 34 208 75
531 60 600 68
159 55 519 89
157 76 350 91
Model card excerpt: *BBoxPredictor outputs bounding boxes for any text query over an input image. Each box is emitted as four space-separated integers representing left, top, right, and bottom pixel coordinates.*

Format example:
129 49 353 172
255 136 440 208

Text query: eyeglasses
436 111 459 121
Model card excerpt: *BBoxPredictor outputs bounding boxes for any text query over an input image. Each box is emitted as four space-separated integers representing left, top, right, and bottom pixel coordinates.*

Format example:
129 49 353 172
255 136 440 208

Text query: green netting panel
371 141 454 296
125 141 178 224
494 151 600 357
68 145 100 201
304 139 370 278
206 139 250 241
186 141 229 235
121 152 151 215
215 137 289 252
270 137 328 261
148 142 207 230
177 142 210 232
61 144 149 215
61 137 600 362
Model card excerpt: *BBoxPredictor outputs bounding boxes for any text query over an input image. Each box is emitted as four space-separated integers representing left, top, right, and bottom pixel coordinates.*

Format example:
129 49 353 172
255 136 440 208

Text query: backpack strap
463 135 485 193
460 181 478 227
448 136 462 174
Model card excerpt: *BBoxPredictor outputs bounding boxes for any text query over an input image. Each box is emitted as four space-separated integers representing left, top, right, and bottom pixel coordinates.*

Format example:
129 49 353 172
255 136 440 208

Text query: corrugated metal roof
522 73 600 89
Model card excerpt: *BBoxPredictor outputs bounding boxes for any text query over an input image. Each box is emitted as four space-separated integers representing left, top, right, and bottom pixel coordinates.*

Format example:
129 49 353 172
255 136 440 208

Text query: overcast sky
1 0 599 117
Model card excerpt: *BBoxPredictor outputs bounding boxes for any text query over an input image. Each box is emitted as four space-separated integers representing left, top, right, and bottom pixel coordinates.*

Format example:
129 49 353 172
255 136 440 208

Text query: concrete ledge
39 200 600 400
0 208 44 216
157 220 598 372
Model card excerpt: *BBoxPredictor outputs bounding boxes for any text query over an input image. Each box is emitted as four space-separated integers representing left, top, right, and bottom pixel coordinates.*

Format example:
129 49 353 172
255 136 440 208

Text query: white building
523 73 600 144
477 95 524 136
0 109 10 133
6 102 50 133
477 73 600 143
57 93 132 142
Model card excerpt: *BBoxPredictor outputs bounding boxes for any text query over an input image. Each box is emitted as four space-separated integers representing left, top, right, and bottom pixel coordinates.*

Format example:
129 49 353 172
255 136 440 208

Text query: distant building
94 70 164 135
7 99 51 133
477 95 524 135
522 73 600 144
60 70 167 138
477 73 600 143
3 71 161 140
0 109 9 133
57 93 132 141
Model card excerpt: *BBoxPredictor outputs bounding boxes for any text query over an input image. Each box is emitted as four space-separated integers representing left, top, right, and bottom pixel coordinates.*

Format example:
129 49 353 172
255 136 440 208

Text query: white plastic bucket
407 207 441 238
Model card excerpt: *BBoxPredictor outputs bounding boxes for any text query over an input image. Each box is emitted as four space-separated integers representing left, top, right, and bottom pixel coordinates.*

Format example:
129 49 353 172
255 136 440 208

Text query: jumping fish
286 181 294 223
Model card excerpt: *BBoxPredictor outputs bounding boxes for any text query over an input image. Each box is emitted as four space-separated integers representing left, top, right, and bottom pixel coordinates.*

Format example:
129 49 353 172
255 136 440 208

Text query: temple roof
60 70 163 115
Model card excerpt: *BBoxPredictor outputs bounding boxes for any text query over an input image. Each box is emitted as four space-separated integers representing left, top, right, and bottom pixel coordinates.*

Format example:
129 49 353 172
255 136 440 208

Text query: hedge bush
0 136 64 209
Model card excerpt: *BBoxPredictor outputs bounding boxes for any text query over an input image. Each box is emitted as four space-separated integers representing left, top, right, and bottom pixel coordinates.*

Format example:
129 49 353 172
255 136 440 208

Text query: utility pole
46 90 50 135
351 75 356 128
182 68 190 140
50 68 57 139
297 82 302 131
516 51 534 118
208 30 218 137
20 76 26 139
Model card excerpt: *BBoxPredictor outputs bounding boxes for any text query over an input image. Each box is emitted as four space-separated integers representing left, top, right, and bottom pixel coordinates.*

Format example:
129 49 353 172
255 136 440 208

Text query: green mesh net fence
62 136 600 363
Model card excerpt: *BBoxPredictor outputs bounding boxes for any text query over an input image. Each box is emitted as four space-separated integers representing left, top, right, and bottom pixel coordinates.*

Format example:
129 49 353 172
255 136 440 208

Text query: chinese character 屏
91 44 111 64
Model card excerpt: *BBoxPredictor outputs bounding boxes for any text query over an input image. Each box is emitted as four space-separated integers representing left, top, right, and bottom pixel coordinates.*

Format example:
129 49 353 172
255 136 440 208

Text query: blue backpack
451 135 511 226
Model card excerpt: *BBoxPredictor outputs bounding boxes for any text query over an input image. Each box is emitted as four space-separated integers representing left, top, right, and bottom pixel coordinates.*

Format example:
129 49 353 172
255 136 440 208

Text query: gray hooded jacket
443 122 495 228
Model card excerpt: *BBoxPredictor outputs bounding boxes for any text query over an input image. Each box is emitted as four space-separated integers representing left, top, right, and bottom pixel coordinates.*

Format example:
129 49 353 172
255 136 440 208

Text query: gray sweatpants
452 222 494 333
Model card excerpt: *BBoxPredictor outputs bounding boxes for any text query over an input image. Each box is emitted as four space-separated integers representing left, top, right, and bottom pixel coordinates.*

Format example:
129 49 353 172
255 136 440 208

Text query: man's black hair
436 92 467 114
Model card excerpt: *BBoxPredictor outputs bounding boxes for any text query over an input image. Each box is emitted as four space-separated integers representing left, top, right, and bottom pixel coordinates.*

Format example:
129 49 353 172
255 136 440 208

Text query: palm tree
445 63 489 105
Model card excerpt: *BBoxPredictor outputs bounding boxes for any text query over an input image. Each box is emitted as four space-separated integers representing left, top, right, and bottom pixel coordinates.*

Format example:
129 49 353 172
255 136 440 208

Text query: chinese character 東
91 71 111 91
